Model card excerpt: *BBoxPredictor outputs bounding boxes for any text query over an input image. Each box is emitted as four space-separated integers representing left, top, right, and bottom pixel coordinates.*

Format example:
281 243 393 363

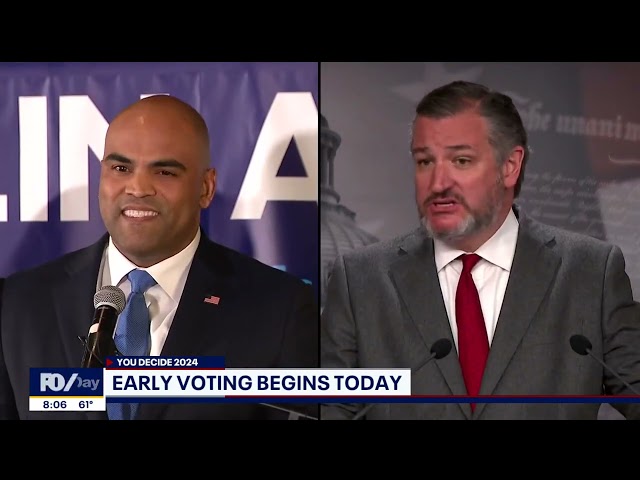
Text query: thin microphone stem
78 335 122 367
259 403 318 420
352 350 440 420
586 350 640 396
414 351 438 374
352 403 374 421
78 335 106 368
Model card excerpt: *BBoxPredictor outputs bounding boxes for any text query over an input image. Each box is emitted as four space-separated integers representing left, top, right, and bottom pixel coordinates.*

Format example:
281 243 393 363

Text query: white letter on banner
231 92 318 220
59 95 109 221
0 195 6 222
19 96 49 222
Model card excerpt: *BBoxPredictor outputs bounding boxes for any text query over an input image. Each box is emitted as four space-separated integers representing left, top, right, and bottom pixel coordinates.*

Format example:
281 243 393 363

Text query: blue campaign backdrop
0 62 318 298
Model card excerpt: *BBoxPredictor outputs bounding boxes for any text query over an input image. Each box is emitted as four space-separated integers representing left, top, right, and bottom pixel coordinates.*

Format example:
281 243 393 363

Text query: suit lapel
53 235 108 366
140 236 235 420
474 212 561 418
52 234 109 420
388 231 471 419
160 236 235 358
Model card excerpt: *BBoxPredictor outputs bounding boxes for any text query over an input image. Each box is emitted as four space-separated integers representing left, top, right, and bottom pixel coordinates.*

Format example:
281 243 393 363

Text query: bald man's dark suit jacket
0 232 318 420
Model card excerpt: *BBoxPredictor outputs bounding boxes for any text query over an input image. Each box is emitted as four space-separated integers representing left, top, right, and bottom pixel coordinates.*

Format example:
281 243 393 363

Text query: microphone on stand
80 286 126 368
351 338 453 420
569 334 640 395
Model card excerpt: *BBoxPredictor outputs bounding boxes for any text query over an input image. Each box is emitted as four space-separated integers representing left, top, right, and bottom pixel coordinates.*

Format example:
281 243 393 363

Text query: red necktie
455 253 489 411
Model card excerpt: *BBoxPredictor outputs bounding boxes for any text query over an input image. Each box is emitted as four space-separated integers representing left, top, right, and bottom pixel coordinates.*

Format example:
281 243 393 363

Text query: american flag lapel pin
204 294 220 305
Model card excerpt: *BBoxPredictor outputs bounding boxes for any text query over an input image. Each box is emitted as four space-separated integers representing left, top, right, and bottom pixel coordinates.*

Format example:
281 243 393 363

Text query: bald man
0 95 318 420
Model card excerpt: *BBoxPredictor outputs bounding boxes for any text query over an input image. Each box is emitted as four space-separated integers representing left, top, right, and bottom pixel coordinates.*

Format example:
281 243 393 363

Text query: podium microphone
569 334 640 395
80 286 126 368
351 337 453 420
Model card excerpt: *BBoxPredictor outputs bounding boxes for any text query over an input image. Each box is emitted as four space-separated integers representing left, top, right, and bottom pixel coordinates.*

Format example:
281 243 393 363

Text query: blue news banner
29 357 640 412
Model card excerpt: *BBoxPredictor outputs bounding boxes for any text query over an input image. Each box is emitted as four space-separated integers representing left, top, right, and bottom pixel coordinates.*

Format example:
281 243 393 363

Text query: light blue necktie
107 269 157 420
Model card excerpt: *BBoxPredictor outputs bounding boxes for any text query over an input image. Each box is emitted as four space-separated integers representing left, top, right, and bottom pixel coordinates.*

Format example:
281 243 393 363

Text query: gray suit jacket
321 207 640 420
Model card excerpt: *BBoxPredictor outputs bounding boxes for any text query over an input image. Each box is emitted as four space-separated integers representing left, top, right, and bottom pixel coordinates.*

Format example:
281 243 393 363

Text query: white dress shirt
433 209 519 351
97 229 201 356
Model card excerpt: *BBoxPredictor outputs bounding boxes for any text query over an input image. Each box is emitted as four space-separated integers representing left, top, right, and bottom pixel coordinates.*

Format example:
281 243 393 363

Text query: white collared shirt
98 229 201 355
433 209 519 351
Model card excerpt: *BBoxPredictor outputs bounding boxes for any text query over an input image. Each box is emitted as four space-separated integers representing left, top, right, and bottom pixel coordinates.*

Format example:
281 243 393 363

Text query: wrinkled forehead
411 112 490 148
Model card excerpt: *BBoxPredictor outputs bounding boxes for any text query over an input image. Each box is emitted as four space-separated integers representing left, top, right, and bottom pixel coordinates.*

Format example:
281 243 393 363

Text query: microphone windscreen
94 285 126 314
430 338 453 359
569 334 592 356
